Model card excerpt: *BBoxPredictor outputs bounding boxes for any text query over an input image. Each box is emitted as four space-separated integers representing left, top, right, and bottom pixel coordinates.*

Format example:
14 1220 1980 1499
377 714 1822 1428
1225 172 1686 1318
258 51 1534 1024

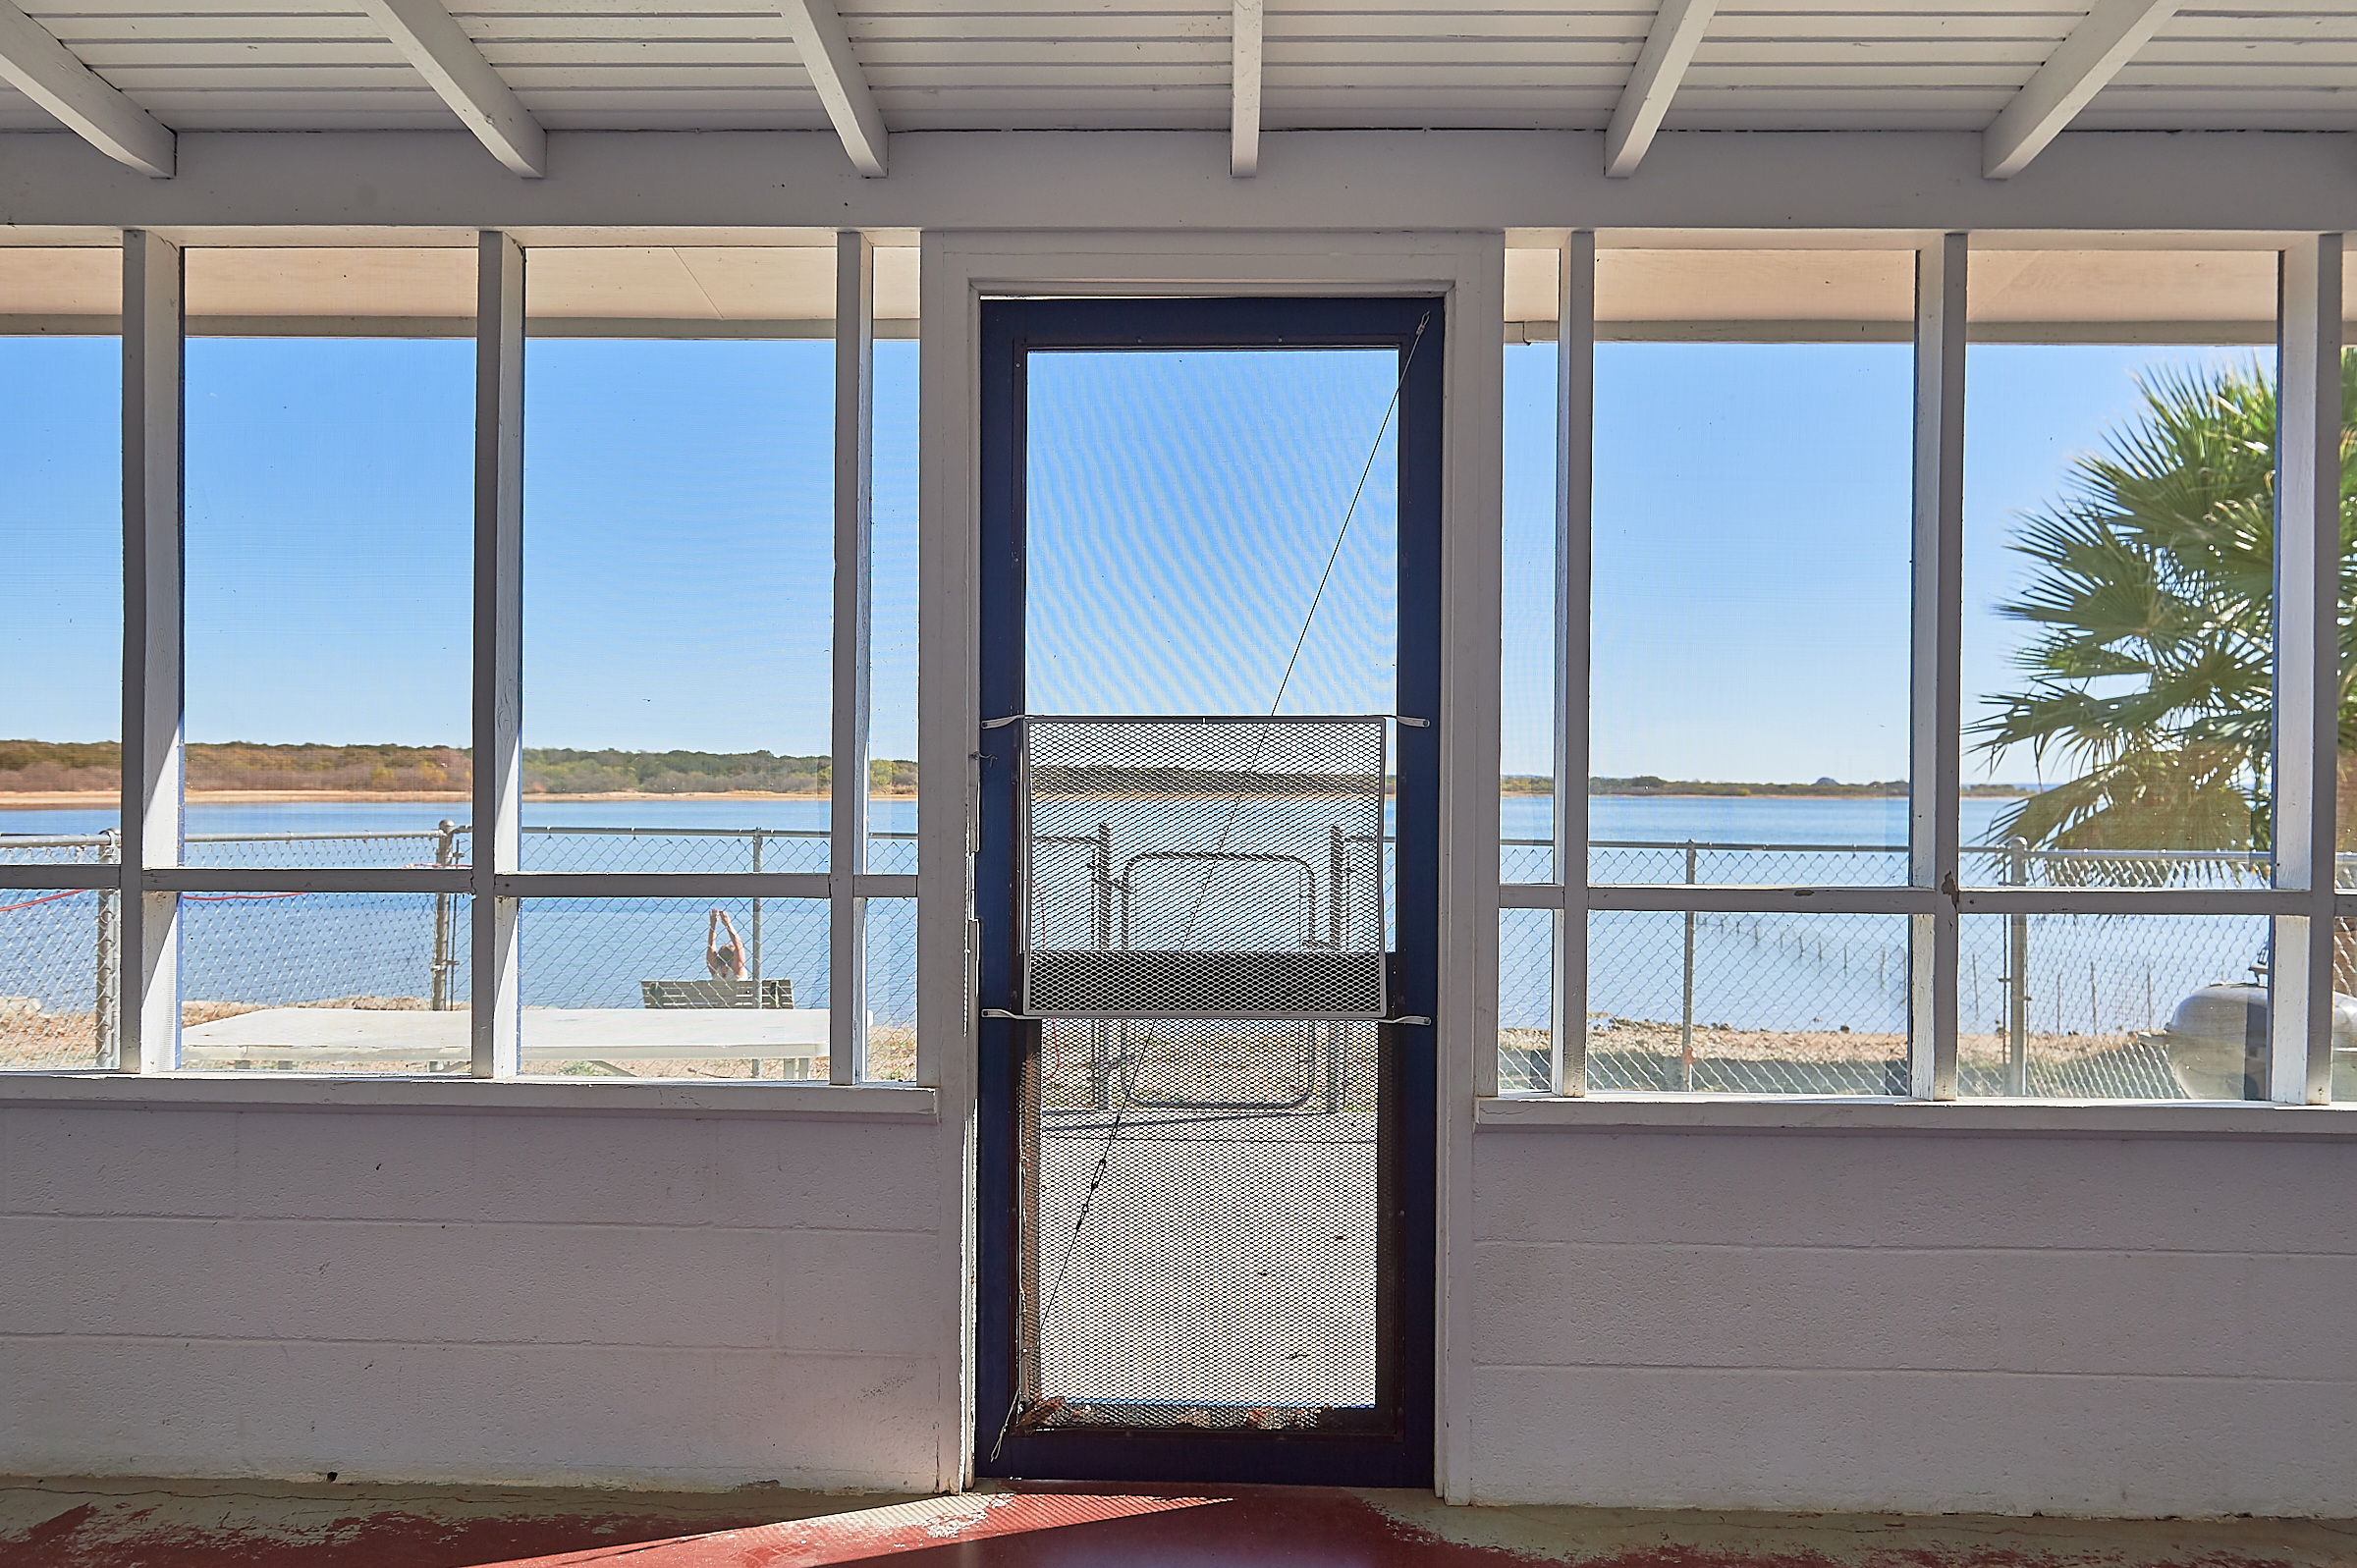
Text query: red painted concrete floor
2 1477 2352 1568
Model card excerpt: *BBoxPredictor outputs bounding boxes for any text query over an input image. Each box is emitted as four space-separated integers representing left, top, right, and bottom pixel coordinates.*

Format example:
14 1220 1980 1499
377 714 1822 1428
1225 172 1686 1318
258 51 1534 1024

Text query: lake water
1 794 2268 1041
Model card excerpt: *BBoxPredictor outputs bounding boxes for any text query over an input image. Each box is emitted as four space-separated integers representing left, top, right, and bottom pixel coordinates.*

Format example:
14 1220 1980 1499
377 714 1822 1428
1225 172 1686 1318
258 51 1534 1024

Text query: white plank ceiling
1 0 2353 144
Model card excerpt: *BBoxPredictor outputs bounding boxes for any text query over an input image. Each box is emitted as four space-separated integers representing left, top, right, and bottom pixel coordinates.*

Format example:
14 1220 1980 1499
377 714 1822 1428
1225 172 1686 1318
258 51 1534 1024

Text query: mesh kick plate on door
1019 717 1389 1018
1017 1017 1387 1433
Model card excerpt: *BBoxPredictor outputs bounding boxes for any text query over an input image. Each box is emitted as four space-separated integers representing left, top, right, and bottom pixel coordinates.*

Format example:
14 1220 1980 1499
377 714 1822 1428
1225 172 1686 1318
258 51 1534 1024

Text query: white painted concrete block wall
1470 1128 2357 1516
12 1102 2354 1513
0 1106 944 1491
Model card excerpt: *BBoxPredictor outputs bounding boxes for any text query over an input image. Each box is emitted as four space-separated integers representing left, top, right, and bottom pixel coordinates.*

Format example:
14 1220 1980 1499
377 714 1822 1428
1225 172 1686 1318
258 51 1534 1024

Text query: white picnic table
179 1006 837 1071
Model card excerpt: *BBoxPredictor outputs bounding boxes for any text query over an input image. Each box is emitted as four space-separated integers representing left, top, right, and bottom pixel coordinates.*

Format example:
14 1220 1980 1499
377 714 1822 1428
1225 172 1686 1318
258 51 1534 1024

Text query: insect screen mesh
1014 1018 1386 1434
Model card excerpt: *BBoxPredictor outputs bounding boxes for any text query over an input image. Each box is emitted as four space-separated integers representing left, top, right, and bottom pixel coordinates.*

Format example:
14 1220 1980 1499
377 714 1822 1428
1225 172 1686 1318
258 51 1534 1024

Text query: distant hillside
1 740 2031 800
0 740 919 796
523 749 917 796
1498 774 2035 799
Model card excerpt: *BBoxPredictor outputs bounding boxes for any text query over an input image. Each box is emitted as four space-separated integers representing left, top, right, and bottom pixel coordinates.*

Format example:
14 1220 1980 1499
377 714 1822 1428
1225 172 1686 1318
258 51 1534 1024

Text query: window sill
0 1072 939 1121
1476 1092 2357 1140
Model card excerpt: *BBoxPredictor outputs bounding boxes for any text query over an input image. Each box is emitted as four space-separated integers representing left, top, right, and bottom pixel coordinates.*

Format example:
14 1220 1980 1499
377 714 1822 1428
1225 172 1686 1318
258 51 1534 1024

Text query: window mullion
120 228 183 1074
2271 234 2342 1105
831 230 877 1085
1555 232 1595 1097
472 231 525 1078
1909 233 1966 1100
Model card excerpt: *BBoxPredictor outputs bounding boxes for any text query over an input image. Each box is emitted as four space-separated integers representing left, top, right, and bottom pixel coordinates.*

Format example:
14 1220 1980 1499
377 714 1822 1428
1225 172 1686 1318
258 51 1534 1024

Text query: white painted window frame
0 227 921 1099
1499 232 2350 1108
2 223 2342 1119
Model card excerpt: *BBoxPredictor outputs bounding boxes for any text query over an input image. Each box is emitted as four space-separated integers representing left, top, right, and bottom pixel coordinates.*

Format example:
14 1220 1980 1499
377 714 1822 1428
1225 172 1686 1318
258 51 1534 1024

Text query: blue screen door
974 297 1442 1487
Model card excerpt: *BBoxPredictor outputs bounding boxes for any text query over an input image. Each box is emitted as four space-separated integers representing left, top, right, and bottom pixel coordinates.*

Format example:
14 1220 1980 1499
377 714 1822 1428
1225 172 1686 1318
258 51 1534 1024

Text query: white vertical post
1437 230 1507 1509
472 230 524 1077
2273 235 2341 1106
914 230 975 1493
1910 233 1966 1100
119 228 182 1074
831 229 877 1085
1555 233 1595 1097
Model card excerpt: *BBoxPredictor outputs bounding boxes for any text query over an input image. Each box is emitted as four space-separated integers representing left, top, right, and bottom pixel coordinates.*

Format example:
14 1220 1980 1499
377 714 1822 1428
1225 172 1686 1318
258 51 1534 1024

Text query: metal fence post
2007 835 2029 1095
750 828 765 1006
1095 821 1115 951
95 829 122 1065
1094 821 1114 1109
1327 824 1345 949
1326 823 1347 1111
430 819 458 1010
1680 839 1697 1092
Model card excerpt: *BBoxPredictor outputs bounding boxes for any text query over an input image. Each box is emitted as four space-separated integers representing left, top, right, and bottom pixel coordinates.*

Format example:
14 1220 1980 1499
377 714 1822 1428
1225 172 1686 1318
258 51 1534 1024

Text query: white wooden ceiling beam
1231 0 1263 178
1983 0 2179 180
0 0 172 177
1604 0 1716 179
781 0 888 178
359 0 544 177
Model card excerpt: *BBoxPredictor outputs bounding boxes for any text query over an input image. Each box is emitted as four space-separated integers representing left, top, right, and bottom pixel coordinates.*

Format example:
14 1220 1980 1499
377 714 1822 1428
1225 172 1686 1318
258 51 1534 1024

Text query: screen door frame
973 296 1443 1487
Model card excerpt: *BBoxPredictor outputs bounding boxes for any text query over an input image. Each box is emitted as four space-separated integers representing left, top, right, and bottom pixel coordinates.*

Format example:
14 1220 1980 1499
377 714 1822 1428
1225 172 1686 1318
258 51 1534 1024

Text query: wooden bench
639 977 795 1010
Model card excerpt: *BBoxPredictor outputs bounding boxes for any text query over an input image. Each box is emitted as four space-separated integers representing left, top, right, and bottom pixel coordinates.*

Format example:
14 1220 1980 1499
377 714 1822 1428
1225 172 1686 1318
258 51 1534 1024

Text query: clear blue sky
2 330 2267 783
1511 339 2268 783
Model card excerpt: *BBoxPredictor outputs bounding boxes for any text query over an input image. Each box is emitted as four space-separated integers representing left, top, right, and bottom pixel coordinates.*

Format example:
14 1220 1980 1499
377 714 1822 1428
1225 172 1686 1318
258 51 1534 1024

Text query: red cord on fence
0 889 88 915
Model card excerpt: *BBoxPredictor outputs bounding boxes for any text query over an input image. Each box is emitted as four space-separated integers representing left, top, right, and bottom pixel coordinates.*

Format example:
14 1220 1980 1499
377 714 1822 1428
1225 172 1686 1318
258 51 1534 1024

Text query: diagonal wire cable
1175 312 1429 949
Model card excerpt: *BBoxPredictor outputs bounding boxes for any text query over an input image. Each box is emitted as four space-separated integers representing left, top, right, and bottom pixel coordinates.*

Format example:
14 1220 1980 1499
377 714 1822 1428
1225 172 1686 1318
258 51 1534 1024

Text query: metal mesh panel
1967 842 2270 892
866 896 918 1081
0 887 115 1069
1498 907 1554 1094
1021 717 1388 1018
1586 911 1911 1095
521 824 831 875
184 825 470 872
1592 839 1909 888
1956 911 2274 1100
1016 1018 1384 1433
177 892 471 1073
0 830 121 870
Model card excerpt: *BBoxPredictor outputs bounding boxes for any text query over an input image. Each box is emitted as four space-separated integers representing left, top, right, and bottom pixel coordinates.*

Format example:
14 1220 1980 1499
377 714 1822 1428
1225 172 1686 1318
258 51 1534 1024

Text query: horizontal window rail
1502 837 2326 891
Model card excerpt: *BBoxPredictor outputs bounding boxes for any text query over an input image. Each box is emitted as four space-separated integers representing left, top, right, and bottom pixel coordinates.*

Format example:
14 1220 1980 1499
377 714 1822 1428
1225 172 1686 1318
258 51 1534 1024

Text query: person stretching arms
706 908 747 981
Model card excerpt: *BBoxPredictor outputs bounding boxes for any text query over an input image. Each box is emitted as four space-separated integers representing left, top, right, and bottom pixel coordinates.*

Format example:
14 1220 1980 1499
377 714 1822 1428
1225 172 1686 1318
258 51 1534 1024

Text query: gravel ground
1510 1020 2158 1067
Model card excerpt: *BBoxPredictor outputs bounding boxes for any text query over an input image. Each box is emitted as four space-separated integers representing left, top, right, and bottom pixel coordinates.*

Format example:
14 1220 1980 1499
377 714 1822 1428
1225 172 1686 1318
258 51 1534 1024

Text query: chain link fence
0 822 918 1075
6 823 2316 1093
866 896 918 1080
0 887 116 1069
1592 838 1909 888
1503 838 2306 1099
185 823 471 872
0 831 120 1068
520 824 828 876
1582 910 1913 1095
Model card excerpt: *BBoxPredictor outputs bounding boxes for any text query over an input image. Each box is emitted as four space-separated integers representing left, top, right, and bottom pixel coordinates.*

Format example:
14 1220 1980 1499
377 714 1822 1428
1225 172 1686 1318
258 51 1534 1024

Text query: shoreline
0 787 2024 810
1515 791 2034 801
0 789 919 809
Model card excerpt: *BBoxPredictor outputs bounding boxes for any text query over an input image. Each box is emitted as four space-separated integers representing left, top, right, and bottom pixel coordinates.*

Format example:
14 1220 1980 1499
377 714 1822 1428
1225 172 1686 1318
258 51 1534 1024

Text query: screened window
13 235 913 1084
1501 237 2347 1108
0 246 123 1070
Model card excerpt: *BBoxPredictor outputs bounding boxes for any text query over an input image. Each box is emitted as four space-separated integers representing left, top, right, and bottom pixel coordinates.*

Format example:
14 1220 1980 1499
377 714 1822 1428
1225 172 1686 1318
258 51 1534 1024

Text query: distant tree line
1499 775 2028 798
0 740 919 796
